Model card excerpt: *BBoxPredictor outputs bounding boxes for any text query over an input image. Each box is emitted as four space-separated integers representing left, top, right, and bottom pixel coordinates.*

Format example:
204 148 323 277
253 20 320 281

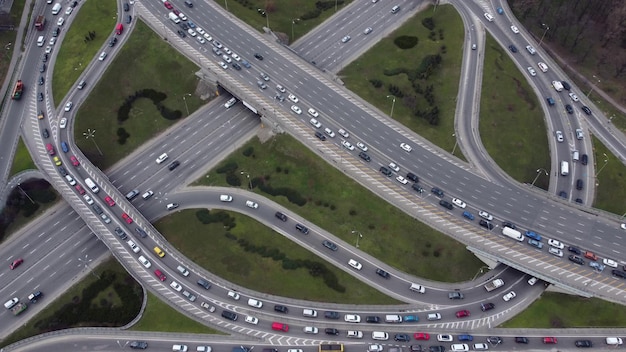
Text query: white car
303 326 318 334
307 108 319 117
218 61 228 70
276 84 286 93
437 334 453 342
388 162 400 172
502 291 516 302
527 277 538 286
57 17 65 26
478 211 493 221
219 194 233 202
244 315 258 325
196 36 206 44
341 35 351 43
170 281 182 292
364 27 373 35
247 298 263 308
178 13 187 21
484 12 494 21
538 62 548 72
49 37 56 46
338 128 349 138
37 35 45 47
452 198 467 208
341 140 355 151
368 345 383 352
64 102 73 111
510 25 519 34
527 67 536 76
223 47 232 55
324 128 335 138
348 259 362 270
622 224 626 230
203 33 213 41
196 27 206 35
156 153 168 164
138 255 151 268
127 240 140 253
59 117 67 129
396 175 408 185
569 92 580 102
288 94 298 103
344 314 361 323
603 258 618 268
347 330 363 339
400 143 412 152
309 118 321 128
98 52 107 61
291 105 302 114
83 194 94 204
65 7 73 15
356 142 368 151
245 200 258 209
224 97 237 109
231 53 241 61
576 128 584 140
547 239 564 249
221 54 232 63
555 130 564 142
45 46 52 54
548 247 563 257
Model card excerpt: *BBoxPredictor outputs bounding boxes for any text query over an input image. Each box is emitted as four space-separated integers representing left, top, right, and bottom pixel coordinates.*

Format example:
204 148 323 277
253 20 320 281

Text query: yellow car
153 246 165 258
37 110 44 120
53 156 62 166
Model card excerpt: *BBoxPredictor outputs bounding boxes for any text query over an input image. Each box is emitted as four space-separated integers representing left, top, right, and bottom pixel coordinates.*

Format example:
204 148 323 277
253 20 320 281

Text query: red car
413 332 430 340
154 269 166 281
10 258 23 270
122 213 133 224
75 184 86 195
104 196 116 207
455 309 470 318
543 337 557 344
70 155 80 166
163 1 173 9
172 8 180 15
46 143 55 155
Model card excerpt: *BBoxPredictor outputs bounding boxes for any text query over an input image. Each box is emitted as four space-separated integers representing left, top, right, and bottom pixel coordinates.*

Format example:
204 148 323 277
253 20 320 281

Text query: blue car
528 239 543 249
458 334 474 341
241 60 251 68
497 7 504 14
525 231 542 241
462 211 474 220
403 315 418 322
61 141 69 153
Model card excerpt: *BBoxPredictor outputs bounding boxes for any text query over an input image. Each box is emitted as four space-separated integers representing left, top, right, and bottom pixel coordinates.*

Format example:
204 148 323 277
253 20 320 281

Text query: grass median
591 136 626 215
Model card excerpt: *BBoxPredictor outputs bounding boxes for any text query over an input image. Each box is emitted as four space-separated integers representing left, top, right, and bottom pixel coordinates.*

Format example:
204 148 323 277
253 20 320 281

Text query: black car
479 220 494 229
581 154 588 165
515 337 528 344
197 279 211 289
409 346 422 352
359 152 371 162
38 76 44 85
42 128 49 138
322 240 338 251
52 27 60 37
324 311 340 319
431 187 444 197
180 23 189 30
429 346 445 352
480 302 495 311
558 191 567 198
42 53 48 62
568 255 585 265
562 81 571 90
502 221 516 229
568 246 582 255
295 223 309 234
58 166 68 176
439 200 453 210
575 198 583 204
576 179 583 190
71 0 78 7
129 341 148 350
275 211 287 222
611 269 626 279
581 106 592 115
114 227 127 240
109 37 118 47
366 315 380 323
411 183 424 193
315 131 326 141
168 160 180 170
508 45 518 53
379 166 392 176
406 172 419 182
254 53 264 60
221 310 237 321
28 291 43 303
395 334 410 342
376 268 390 279
565 104 574 114
448 291 464 299
177 30 186 38
40 63 46 73
123 2 130 11
487 336 502 345
126 15 132 24
38 92 44 101
274 305 288 313
325 328 339 335
574 340 592 348
232 62 241 70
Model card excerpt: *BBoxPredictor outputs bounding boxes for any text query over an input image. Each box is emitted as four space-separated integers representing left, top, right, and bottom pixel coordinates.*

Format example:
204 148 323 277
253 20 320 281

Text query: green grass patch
132 292 222 333
156 209 400 304
0 258 141 347
196 134 483 283
501 292 626 328
217 0 353 42
9 138 36 176
0 0 26 85
479 34 550 190
591 136 626 215
73 20 205 170
51 0 117 103
341 5 465 158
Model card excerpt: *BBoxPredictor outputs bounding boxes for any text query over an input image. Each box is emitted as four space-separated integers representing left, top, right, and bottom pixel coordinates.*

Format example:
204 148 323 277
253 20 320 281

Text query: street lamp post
531 168 549 186
538 24 550 48
587 75 601 98
351 230 363 248
291 19 298 42
240 171 252 189
224 0 228 11
595 153 609 177
16 180 34 204
78 255 100 279
82 128 103 156
451 133 458 155
182 93 191 116
386 95 396 118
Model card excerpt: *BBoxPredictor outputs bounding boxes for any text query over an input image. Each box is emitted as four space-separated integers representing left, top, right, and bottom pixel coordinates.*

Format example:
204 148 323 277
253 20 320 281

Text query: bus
319 344 344 352
502 226 523 242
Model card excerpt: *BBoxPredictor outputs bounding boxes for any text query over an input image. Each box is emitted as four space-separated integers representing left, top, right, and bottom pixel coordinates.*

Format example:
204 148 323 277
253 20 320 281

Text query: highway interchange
2 0 626 351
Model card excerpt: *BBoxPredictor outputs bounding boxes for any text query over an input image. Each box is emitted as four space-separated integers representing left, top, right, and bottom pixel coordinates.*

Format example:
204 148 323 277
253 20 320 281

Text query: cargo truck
35 15 46 30
484 278 504 292
11 80 24 100
11 302 27 315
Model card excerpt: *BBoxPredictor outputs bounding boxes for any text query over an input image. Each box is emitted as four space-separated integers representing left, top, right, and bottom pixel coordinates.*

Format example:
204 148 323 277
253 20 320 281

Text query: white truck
484 278 504 292
606 337 623 345
552 80 564 92
168 12 180 24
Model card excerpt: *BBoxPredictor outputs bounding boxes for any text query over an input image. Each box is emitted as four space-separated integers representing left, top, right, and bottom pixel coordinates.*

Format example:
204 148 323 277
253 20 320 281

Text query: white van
84 178 99 193
51 3 62 15
606 337 623 345
168 12 180 24
572 150 579 162
390 5 400 13
385 314 402 323
172 345 188 352
427 313 442 321
560 161 569 176
409 283 426 293
372 331 389 341
303 309 318 317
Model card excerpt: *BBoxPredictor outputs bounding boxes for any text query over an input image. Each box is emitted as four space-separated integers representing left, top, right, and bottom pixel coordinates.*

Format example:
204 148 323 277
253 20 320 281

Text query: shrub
242 146 254 157
216 162 238 174
422 17 435 30
116 128 130 145
225 172 242 186
369 78 383 88
394 35 418 49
